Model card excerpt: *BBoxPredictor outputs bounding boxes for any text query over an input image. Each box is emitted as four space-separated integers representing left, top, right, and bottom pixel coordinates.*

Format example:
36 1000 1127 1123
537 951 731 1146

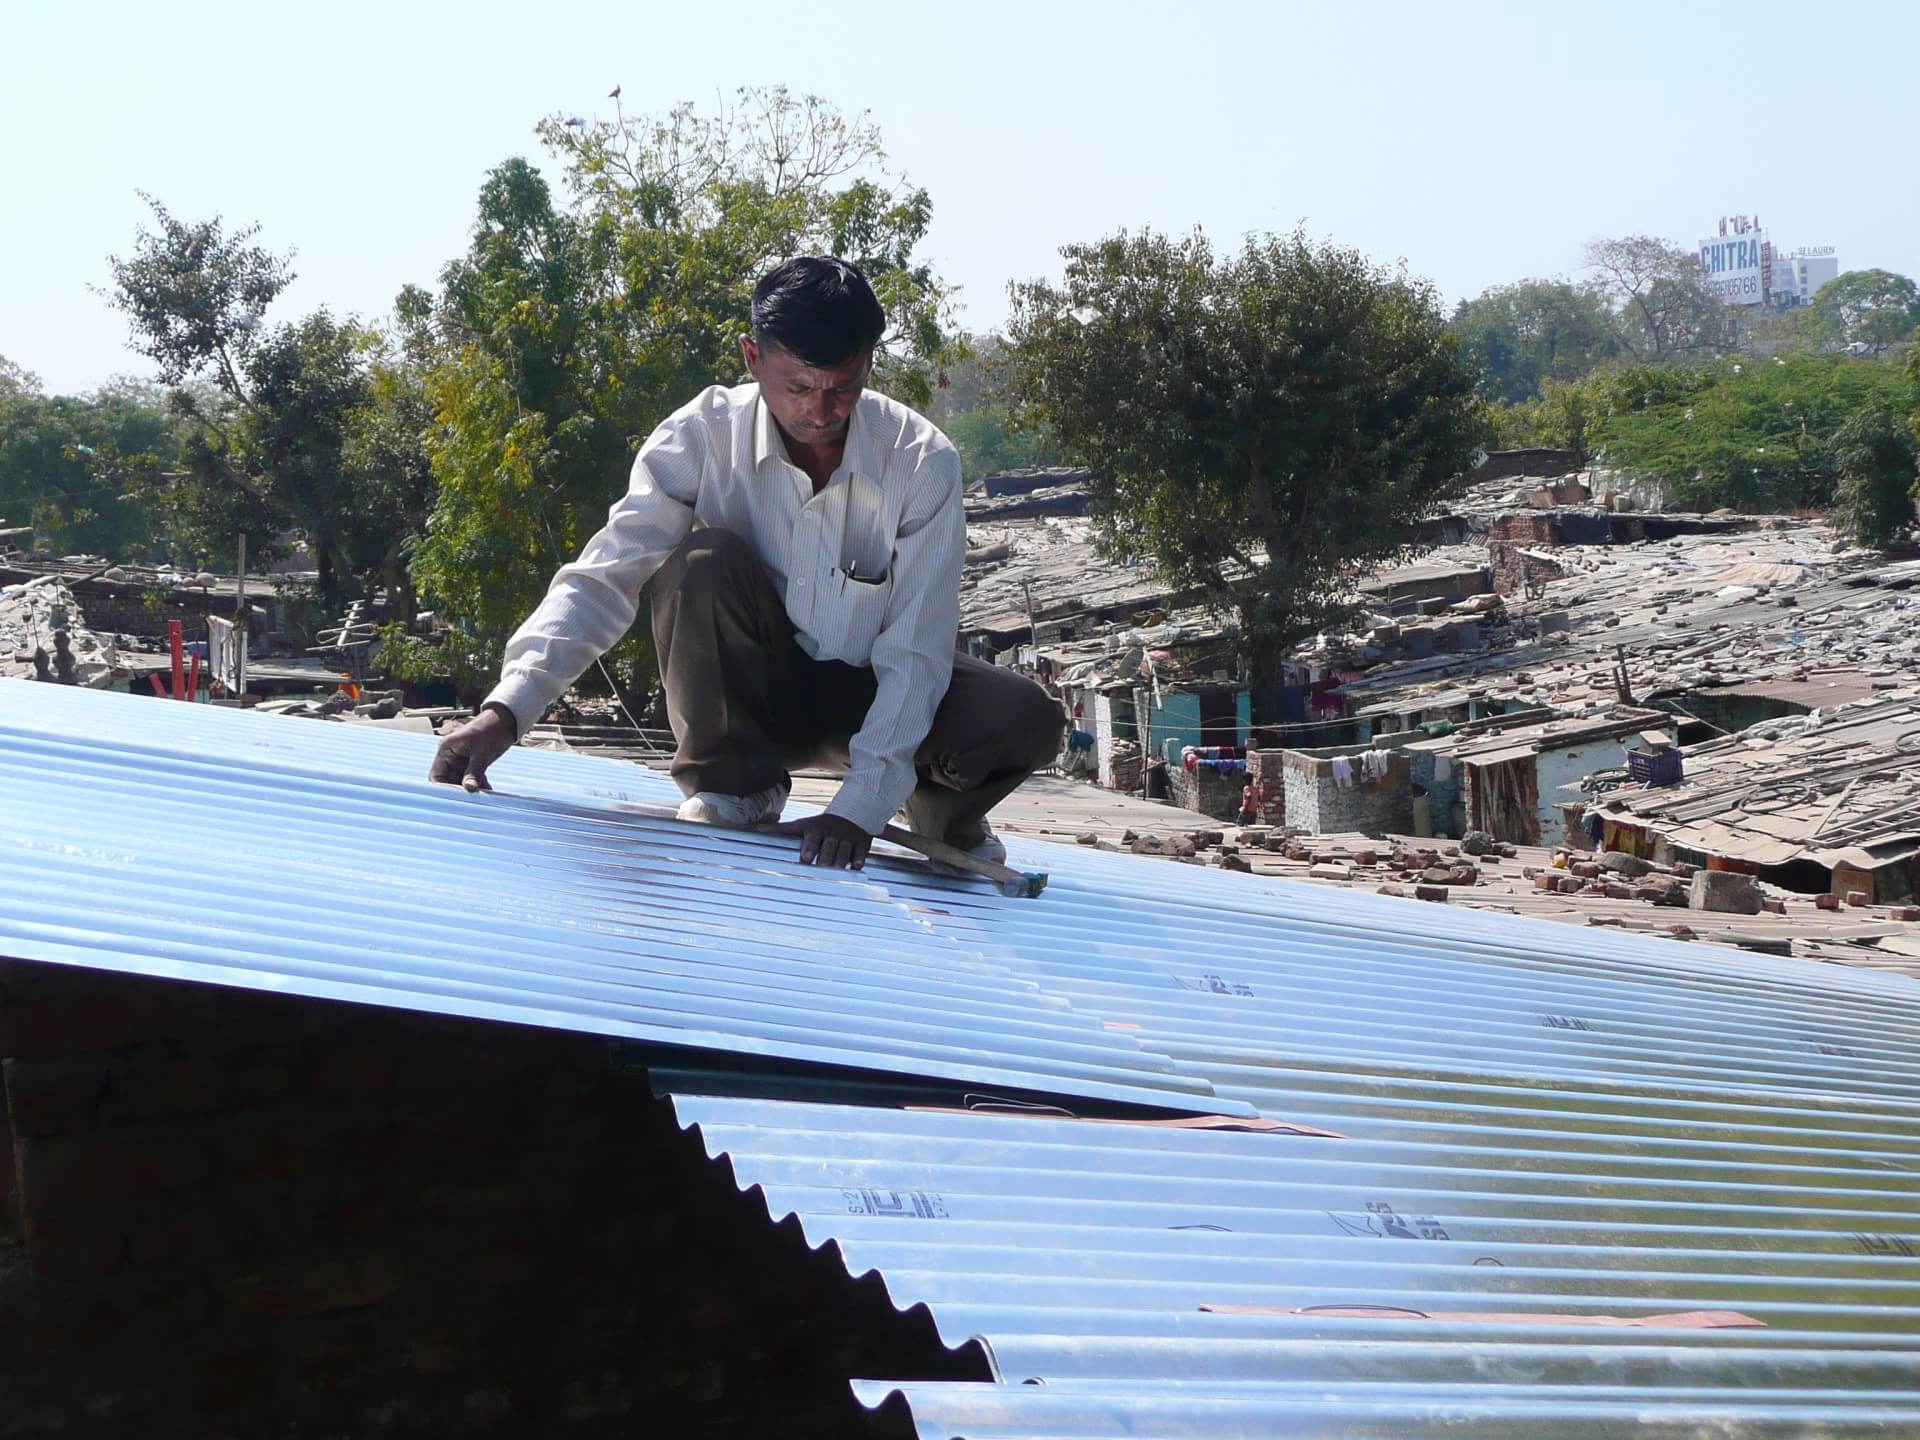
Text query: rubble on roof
1338 513 1920 727
0 576 116 685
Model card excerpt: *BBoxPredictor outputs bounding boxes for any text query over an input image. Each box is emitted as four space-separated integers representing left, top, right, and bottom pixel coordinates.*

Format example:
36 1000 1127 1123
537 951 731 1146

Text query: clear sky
6 0 1915 395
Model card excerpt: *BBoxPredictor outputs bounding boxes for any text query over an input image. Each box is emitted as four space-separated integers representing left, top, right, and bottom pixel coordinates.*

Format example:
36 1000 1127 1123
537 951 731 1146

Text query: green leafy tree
405 87 959 698
1449 279 1616 403
0 354 41 402
0 378 174 559
1487 379 1599 461
944 404 1063 484
1597 354 1914 511
1003 227 1485 711
1814 269 1920 357
104 196 432 604
1585 234 1730 360
1831 402 1919 547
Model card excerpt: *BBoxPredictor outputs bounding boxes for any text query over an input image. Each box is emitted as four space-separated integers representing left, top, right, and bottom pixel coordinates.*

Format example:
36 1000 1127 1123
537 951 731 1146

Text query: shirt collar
750 385 874 485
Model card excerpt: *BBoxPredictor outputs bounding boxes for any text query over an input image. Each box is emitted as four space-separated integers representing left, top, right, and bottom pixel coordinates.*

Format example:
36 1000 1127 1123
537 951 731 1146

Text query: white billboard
1699 232 1767 306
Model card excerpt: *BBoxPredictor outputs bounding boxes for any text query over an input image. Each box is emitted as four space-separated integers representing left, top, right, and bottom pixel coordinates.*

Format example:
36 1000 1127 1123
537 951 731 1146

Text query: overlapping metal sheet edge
674 1093 1920 1439
0 683 1228 1112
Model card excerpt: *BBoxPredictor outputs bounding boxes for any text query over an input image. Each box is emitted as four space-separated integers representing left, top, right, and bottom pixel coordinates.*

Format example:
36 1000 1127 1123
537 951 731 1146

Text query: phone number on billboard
1708 274 1762 299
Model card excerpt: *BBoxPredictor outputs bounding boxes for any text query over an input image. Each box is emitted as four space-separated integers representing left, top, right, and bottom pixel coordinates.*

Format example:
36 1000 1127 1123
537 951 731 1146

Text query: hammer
877 823 1050 899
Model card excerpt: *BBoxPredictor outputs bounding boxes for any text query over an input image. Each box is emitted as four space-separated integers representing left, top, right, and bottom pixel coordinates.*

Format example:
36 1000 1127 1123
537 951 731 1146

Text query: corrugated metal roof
677 1094 1920 1437
0 682 1223 1111
9 680 1920 1434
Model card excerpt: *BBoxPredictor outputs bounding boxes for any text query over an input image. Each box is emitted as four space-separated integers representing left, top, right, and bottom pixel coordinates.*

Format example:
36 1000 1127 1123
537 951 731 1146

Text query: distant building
1770 248 1840 308
1699 215 1839 310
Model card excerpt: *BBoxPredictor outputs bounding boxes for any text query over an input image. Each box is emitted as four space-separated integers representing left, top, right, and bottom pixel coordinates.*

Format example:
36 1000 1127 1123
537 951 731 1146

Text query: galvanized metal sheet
678 1095 1920 1437
0 683 1223 1110
11 681 1920 1434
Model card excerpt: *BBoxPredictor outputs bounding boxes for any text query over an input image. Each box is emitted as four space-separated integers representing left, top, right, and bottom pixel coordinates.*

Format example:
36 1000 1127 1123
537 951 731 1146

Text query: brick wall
1170 763 1244 820
0 959 967 1437
1247 750 1287 826
1281 746 1413 836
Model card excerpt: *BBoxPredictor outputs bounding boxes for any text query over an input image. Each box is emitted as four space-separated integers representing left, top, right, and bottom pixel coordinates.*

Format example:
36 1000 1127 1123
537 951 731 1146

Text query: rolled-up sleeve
482 419 703 736
825 445 965 833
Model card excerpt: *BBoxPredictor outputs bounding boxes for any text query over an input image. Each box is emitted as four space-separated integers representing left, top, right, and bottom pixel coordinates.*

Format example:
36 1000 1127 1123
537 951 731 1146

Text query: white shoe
930 825 1007 875
676 781 790 827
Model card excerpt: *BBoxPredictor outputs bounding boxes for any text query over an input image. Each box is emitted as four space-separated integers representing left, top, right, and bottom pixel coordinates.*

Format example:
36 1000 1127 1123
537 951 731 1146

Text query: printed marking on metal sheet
1537 1013 1594 1032
842 1187 948 1220
1853 1232 1916 1257
1176 974 1256 998
1327 1203 1450 1241
1802 1039 1860 1059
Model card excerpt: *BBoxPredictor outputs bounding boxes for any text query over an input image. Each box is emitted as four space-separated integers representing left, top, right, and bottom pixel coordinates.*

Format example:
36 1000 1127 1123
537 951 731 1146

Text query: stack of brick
0 959 970 1436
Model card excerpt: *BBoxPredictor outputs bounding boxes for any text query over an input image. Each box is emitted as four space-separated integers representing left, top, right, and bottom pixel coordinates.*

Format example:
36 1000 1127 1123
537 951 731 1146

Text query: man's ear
739 334 760 376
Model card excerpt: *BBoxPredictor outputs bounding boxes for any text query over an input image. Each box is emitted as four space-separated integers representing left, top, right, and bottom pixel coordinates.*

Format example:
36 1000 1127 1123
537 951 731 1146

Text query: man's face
742 336 870 448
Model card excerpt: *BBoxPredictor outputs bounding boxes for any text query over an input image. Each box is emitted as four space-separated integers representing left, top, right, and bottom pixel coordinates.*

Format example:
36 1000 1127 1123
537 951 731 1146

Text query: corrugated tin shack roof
4 681 1920 1436
1407 705 1671 765
1594 694 1920 870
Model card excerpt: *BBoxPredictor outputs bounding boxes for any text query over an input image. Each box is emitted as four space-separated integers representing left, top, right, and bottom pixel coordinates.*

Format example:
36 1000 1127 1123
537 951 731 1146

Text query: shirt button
797 579 807 588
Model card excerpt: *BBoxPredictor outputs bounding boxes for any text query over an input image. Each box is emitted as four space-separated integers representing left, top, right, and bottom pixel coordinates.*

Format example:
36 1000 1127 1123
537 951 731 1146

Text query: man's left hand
768 814 874 870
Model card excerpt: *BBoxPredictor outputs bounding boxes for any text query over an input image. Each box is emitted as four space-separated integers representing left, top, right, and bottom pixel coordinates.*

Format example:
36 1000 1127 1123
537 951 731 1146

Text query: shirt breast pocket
837 472 894 584
827 568 894 663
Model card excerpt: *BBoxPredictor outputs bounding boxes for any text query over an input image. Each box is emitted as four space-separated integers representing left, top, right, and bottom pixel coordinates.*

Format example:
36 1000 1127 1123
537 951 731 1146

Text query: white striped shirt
485 382 965 833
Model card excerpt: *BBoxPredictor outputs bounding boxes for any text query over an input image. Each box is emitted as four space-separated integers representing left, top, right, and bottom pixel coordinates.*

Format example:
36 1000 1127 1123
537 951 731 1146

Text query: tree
1814 269 1920 357
1597 354 1913 512
1584 235 1729 360
944 404 1063 484
0 354 41 401
1448 279 1616 403
1003 227 1486 711
404 87 959 698
0 379 173 559
1831 402 1919 548
104 196 431 604
1487 379 1599 461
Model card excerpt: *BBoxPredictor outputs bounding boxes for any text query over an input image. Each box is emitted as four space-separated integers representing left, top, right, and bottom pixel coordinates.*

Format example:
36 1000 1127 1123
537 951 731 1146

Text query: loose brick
1815 893 1842 911
1413 885 1449 903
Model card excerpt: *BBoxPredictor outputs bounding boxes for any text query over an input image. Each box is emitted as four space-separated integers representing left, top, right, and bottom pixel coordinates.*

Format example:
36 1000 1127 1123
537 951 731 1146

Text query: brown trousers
649 529 1066 845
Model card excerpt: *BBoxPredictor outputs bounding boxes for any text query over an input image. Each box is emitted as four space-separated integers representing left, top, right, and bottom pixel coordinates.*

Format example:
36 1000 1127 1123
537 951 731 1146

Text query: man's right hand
428 703 518 792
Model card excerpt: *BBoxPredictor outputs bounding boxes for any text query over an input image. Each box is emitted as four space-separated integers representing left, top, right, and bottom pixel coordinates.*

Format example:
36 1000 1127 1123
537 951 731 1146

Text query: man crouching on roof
429 256 1065 871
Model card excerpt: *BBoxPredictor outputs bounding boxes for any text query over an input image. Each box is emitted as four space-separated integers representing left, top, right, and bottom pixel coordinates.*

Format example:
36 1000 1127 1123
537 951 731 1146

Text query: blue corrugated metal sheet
678 1095 1920 1437
0 683 1223 1110
8 680 1920 1434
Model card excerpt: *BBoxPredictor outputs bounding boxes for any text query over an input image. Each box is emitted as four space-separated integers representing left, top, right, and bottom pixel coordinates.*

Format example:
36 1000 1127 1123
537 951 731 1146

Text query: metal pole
167 619 185 701
235 534 248 698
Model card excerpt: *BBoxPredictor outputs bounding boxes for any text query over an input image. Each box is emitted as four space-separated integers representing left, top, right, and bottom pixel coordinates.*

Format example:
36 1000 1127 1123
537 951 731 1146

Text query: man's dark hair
751 256 886 366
